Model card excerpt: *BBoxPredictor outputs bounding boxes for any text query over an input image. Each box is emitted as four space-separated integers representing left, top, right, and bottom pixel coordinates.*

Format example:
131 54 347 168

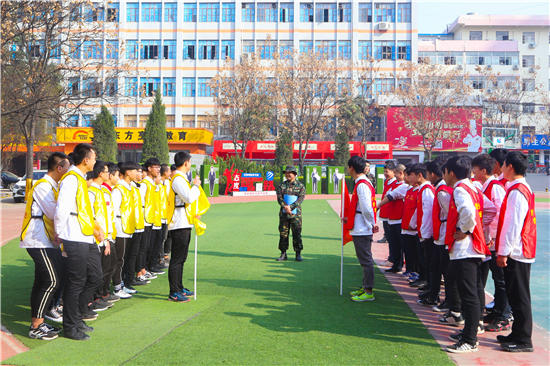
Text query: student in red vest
495 151 536 352
378 161 397 262
378 164 407 273
489 148 509 186
472 154 512 332
409 164 435 292
400 164 421 283
345 156 377 302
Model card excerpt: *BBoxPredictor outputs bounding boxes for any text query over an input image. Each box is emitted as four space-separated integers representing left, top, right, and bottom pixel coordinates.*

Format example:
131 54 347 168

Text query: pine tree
91 106 118 162
274 129 293 168
142 92 169 164
334 130 350 166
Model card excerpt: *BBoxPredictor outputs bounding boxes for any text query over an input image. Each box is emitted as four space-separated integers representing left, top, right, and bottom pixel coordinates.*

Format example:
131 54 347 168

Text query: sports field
2 200 452 365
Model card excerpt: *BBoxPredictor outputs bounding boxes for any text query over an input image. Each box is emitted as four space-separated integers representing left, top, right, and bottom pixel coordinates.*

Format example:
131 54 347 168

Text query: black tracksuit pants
428 244 449 301
480 251 512 319
503 258 533 346
168 228 191 294
401 233 419 274
26 248 64 319
387 223 403 271
123 233 141 286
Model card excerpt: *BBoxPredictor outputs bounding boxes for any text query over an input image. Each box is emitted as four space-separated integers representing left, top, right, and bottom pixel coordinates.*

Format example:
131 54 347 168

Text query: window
127 3 139 22
523 103 535 114
242 3 255 22
126 77 138 96
374 3 394 22
126 40 139 59
316 3 337 22
316 40 336 59
358 3 372 22
280 3 293 22
469 31 482 40
107 2 119 22
166 115 175 128
374 41 394 60
106 40 118 59
396 41 411 60
374 78 394 95
338 3 351 22
105 78 118 97
69 5 82 22
183 3 197 22
418 52 435 64
82 115 93 127
142 3 161 22
68 77 80 96
471 77 484 90
141 40 161 59
257 3 277 22
221 40 235 59
70 40 81 59
496 31 509 41
199 3 220 22
338 78 352 96
83 40 103 59
242 40 255 55
84 3 104 22
163 78 176 96
199 40 218 60
466 52 490 65
183 40 196 60
358 40 371 59
163 40 177 59
522 79 535 91
222 3 235 22
258 40 276 59
49 41 61 59
165 3 177 22
29 42 44 58
125 115 137 127
198 78 212 97
182 78 196 97
82 78 101 97
522 55 534 68
140 77 160 96
279 40 293 57
67 115 79 127
300 40 313 54
522 32 535 44
397 3 410 23
338 40 351 60
300 3 313 22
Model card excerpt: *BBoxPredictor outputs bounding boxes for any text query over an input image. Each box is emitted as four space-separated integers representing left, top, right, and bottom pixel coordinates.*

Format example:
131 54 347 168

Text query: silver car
12 170 47 203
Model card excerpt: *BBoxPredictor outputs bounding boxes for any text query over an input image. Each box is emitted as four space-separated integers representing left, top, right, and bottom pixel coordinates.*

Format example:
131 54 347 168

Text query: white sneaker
44 307 63 323
123 286 137 294
114 289 132 299
144 271 157 280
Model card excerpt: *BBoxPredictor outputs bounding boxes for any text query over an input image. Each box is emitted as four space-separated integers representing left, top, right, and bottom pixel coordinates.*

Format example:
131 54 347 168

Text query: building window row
67 77 118 98
468 31 541 46
125 77 214 97
418 51 520 66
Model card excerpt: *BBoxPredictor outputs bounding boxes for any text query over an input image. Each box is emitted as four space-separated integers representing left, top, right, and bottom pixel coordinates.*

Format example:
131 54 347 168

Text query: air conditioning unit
457 65 463 70
512 65 519 70
528 67 535 73
487 88 493 94
378 22 391 31
528 43 536 49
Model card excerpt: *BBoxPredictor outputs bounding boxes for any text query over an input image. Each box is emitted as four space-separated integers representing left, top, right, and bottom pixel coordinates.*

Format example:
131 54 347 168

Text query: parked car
1 171 20 189
11 170 47 203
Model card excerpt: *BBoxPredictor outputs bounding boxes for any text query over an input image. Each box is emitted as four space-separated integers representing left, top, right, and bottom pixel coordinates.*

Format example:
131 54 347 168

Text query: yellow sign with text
56 127 213 145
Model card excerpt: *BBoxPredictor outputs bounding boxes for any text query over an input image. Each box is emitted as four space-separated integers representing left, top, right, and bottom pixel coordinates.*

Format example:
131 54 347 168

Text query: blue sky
416 0 550 33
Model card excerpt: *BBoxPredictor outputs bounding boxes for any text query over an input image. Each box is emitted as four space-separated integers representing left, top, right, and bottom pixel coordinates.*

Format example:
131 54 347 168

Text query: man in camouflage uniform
276 166 306 262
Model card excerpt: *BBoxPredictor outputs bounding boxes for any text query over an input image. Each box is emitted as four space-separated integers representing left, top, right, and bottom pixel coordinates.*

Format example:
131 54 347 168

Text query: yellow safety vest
159 180 168 221
132 184 145 230
113 183 136 235
166 173 187 225
101 185 116 239
20 178 58 242
142 178 162 227
59 170 94 236
88 185 108 245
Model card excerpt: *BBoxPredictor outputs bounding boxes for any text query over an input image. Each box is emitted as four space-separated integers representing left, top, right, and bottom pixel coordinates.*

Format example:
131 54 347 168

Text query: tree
274 51 339 171
392 63 472 160
92 106 117 162
274 128 293 168
142 92 169 164
333 130 350 166
211 56 273 159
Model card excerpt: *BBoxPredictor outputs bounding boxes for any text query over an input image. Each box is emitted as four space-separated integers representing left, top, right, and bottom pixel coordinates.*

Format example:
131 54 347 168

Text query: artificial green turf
3 200 452 365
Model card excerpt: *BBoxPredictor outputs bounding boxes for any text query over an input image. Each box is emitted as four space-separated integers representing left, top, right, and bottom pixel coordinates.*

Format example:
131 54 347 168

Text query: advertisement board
522 134 550 150
201 164 219 197
327 166 345 194
304 166 322 194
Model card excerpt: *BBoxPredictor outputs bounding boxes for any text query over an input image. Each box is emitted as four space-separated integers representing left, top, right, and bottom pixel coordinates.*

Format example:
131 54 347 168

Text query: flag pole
340 176 344 296
194 192 198 301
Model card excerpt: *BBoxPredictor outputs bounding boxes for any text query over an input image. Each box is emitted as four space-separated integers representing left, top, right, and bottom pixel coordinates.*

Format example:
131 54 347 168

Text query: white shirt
20 174 58 249
380 177 396 222
482 176 505 245
54 166 94 244
496 178 535 264
418 181 435 241
386 181 409 225
168 170 200 231
112 180 132 238
401 186 419 236
434 180 451 246
350 175 375 236
448 179 496 260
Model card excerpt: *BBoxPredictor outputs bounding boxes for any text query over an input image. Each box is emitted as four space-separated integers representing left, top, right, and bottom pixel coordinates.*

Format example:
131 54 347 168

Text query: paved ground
526 174 550 192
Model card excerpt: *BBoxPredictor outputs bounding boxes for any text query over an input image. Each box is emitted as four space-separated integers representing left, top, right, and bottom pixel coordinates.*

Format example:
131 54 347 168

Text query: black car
1 171 20 189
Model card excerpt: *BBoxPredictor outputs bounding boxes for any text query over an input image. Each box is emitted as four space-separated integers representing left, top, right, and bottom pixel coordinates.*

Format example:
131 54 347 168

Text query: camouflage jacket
276 179 306 217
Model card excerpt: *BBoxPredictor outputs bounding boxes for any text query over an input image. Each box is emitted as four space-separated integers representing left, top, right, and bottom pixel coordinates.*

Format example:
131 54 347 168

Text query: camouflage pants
278 214 303 253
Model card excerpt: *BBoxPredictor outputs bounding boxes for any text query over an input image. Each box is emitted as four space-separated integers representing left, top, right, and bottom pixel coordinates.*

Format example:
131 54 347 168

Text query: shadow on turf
201 252 440 349
263 233 340 241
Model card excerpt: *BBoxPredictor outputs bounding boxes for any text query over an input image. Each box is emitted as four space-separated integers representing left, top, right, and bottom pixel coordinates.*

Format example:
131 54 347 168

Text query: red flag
341 181 353 245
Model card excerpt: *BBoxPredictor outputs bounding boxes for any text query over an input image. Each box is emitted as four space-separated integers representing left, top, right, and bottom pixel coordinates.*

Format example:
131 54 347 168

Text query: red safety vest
483 179 504 201
432 183 453 241
379 179 394 219
416 183 435 238
445 182 489 255
344 179 377 231
495 183 537 259
387 181 405 220
499 176 508 185
401 187 418 231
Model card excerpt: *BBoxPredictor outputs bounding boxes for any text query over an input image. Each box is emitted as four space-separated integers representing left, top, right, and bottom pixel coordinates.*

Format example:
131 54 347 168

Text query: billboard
482 127 521 150
386 107 482 152
522 134 550 150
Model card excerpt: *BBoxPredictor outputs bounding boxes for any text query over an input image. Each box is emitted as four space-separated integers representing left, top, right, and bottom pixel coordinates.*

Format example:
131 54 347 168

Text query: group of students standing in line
344 149 537 353
20 143 202 341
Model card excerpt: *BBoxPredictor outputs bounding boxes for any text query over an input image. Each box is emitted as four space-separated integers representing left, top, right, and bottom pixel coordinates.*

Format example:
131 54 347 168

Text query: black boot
295 251 303 262
276 252 287 261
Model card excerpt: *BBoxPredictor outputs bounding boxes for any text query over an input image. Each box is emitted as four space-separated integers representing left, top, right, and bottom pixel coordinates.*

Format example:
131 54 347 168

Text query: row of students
21 144 201 341
346 151 537 353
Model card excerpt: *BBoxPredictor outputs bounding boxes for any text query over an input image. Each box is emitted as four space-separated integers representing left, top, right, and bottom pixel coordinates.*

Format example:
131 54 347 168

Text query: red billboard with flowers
386 107 482 152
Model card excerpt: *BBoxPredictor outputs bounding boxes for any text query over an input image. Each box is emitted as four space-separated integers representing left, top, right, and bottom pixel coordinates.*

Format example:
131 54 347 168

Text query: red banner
386 107 482 152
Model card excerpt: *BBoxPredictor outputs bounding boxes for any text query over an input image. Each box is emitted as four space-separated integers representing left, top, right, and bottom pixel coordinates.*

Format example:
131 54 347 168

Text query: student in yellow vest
167 151 201 302
21 152 69 340
161 164 174 263
54 143 103 341
133 166 150 285
112 162 138 297
142 158 165 276
87 161 116 313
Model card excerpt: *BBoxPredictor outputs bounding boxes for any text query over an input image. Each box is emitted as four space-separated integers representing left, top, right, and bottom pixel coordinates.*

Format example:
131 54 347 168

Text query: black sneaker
417 297 438 306
409 280 427 288
82 309 98 321
64 329 90 341
432 301 449 313
439 310 465 326
78 322 94 333
501 342 534 352
276 252 287 261
150 266 165 275
132 277 149 286
29 323 58 340
45 307 63 323
43 322 61 334
91 299 110 312
496 334 514 343
295 252 303 262
103 293 120 303
445 340 478 353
